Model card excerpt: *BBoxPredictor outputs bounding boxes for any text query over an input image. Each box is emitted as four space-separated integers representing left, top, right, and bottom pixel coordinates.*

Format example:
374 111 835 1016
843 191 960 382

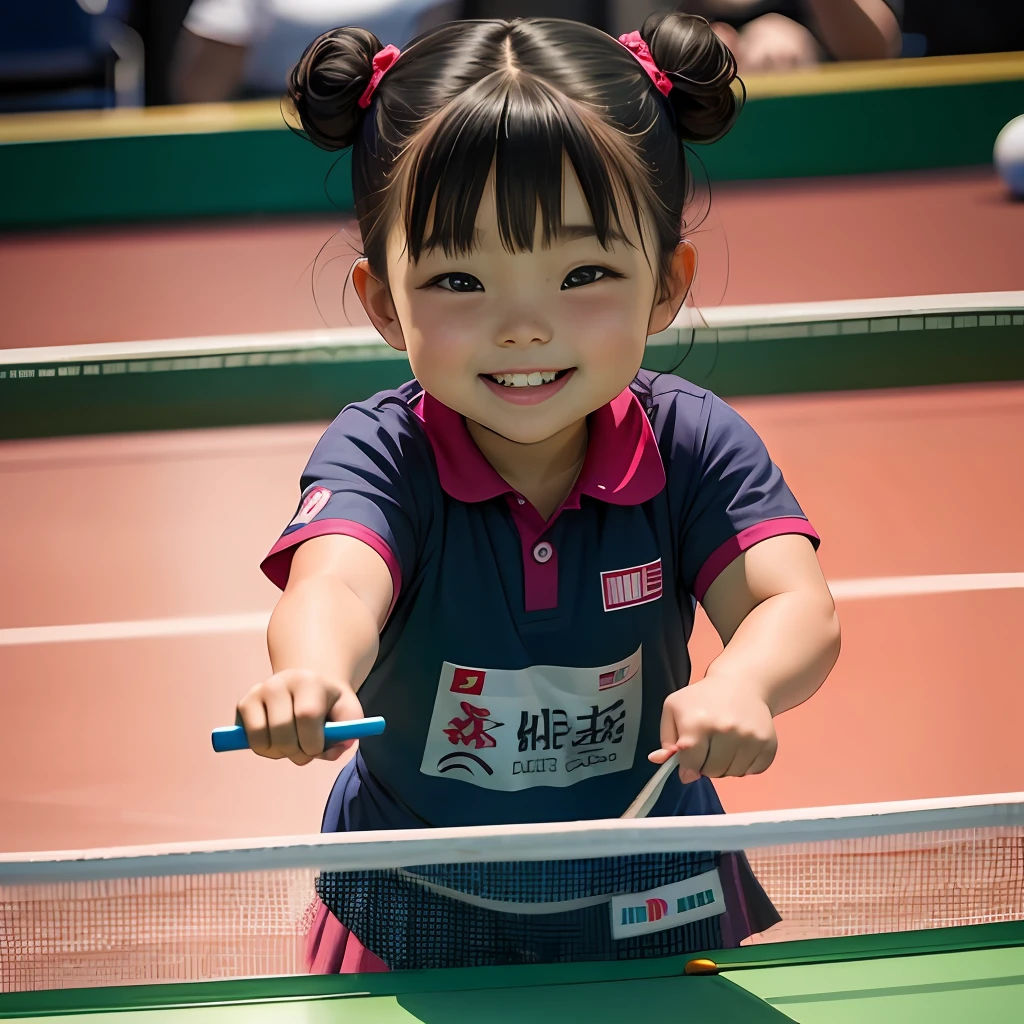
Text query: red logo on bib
450 668 486 695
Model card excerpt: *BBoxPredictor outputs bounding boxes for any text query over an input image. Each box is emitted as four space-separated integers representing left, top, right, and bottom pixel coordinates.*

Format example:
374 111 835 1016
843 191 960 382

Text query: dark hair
287 14 741 299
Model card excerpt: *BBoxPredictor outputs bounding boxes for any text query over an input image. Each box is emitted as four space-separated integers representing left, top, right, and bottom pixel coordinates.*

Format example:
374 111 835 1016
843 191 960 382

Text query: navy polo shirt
263 370 818 829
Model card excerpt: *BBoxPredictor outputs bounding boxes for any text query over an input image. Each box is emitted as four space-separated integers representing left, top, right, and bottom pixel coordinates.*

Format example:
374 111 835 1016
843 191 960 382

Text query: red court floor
3 167 1023 350
1 382 1022 853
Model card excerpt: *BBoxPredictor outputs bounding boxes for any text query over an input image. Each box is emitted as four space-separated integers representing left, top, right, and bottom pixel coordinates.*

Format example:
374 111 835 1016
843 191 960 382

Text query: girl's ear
647 240 697 336
352 259 407 352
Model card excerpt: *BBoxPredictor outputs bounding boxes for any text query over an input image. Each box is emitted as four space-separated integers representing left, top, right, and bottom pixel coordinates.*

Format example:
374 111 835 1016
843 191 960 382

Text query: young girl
239 12 840 973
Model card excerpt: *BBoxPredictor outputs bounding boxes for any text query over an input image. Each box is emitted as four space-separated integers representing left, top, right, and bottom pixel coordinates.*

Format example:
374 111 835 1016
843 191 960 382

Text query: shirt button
516 496 525 505
533 541 553 564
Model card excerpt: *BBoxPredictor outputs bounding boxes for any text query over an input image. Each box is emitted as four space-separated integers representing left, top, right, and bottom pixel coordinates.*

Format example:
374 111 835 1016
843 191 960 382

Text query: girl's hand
650 676 778 784
235 669 365 766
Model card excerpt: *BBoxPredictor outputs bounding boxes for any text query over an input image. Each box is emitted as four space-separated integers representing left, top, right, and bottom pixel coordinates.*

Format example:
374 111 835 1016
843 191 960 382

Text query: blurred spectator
662 1 903 72
125 0 194 105
459 1 606 20
0 0 142 112
171 0 457 102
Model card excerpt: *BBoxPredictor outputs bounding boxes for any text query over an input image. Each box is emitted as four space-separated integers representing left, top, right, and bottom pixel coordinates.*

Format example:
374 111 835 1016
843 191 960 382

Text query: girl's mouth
479 368 575 405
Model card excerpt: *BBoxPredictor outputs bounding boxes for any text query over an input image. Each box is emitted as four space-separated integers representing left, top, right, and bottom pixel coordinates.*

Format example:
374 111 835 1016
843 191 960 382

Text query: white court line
0 573 1021 648
828 572 1024 600
0 612 270 647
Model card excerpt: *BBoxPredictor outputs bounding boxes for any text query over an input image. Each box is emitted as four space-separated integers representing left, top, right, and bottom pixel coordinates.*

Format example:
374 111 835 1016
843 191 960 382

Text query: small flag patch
601 559 662 612
598 665 636 690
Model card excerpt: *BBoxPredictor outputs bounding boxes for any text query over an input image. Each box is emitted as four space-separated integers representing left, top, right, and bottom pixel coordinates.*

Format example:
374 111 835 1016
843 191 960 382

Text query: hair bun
287 26 383 152
640 12 741 144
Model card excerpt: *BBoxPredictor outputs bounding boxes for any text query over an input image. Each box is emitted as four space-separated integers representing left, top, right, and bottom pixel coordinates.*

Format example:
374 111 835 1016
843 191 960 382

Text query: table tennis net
2 795 1022 991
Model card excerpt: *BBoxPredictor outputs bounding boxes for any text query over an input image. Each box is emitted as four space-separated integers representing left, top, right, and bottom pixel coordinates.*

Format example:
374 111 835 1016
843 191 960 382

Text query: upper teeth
490 371 559 387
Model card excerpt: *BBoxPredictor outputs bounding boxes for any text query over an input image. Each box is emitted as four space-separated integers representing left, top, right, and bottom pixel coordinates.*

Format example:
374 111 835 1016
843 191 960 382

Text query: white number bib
419 647 642 791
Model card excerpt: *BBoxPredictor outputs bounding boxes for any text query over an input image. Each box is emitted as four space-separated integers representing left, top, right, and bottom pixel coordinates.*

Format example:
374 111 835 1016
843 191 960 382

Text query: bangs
400 73 655 261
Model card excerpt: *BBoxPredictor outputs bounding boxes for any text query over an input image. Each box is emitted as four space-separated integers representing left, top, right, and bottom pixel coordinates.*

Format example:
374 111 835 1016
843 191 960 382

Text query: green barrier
2 76 1024 230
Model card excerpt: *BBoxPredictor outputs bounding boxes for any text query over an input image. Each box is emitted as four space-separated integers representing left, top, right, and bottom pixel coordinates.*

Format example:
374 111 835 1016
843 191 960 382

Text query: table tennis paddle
211 716 386 753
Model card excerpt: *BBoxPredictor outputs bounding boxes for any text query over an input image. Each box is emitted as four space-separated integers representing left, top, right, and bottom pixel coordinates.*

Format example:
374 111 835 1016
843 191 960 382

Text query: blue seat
0 2 125 112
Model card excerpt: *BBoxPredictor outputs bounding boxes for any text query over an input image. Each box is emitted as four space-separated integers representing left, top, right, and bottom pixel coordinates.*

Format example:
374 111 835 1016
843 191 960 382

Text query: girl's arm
805 0 903 61
236 535 393 766
700 533 840 716
653 534 840 783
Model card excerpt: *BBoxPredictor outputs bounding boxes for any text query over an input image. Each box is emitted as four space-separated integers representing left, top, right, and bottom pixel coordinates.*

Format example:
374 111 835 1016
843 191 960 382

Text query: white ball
993 114 1024 198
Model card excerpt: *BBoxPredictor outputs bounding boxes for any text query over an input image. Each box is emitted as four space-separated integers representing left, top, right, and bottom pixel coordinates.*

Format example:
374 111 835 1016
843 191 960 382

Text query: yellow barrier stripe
1 51 1022 144
743 49 1024 98
0 99 298 144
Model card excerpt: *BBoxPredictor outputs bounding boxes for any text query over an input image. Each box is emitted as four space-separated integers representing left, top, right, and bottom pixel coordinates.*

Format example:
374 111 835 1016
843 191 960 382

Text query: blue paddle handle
211 716 385 753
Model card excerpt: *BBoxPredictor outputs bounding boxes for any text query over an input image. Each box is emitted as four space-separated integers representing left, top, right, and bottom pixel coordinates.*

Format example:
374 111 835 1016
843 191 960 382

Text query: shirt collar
414 385 666 508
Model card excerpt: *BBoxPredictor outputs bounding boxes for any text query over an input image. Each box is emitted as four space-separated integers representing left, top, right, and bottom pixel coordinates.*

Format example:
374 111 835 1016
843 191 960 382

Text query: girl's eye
431 273 483 293
561 265 619 290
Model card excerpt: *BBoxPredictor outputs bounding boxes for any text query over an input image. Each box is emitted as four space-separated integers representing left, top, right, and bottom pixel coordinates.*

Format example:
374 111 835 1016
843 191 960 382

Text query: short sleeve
678 393 819 602
261 396 432 611
183 0 260 47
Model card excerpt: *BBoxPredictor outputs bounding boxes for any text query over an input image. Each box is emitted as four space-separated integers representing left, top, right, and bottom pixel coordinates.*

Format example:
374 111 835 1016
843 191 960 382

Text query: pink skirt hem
305 899 390 974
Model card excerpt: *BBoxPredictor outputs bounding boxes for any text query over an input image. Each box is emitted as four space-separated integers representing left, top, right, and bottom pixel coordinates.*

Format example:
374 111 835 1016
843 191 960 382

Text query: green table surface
4 923 1023 1024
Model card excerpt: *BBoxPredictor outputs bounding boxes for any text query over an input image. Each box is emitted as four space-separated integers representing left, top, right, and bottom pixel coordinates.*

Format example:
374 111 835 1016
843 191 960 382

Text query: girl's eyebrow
554 224 629 245
461 225 628 248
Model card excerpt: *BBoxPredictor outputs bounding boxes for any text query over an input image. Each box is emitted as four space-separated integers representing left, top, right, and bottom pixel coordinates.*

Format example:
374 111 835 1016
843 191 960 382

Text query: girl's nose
494 312 553 348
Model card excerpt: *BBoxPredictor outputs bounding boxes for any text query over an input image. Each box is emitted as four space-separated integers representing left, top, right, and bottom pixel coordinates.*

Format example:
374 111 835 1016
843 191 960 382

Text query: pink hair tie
358 44 401 109
618 31 672 98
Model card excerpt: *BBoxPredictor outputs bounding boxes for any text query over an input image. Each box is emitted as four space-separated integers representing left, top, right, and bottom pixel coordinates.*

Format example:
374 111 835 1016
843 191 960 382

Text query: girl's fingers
264 687 301 759
292 678 330 757
318 689 365 760
699 733 738 779
720 730 778 778
747 743 778 777
674 735 709 784
723 746 760 779
660 699 709 782
658 699 681 754
235 697 270 755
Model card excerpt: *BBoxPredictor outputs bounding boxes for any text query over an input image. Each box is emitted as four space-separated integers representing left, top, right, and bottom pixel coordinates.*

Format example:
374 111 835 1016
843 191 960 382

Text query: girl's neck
466 416 589 521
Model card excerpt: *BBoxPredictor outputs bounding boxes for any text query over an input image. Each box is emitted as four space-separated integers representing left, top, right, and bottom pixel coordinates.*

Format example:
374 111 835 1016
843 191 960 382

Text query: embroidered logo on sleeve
601 559 663 612
289 486 332 526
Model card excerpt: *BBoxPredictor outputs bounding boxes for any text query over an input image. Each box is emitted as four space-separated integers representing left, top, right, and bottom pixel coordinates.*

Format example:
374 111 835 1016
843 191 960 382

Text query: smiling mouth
481 369 573 389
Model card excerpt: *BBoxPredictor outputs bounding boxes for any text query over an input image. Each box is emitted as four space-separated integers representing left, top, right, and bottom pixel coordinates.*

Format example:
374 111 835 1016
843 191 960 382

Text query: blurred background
1 0 1022 857
3 0 1024 112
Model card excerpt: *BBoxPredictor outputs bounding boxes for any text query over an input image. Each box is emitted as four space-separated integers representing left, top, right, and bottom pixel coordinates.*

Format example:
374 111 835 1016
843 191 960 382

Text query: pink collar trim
414 387 665 509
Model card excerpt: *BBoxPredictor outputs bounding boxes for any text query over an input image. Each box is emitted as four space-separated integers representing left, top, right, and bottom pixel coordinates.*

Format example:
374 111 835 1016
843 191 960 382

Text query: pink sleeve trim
692 517 820 603
260 519 402 619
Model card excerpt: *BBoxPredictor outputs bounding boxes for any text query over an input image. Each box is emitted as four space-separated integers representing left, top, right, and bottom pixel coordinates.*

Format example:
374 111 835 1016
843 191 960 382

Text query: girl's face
357 157 692 446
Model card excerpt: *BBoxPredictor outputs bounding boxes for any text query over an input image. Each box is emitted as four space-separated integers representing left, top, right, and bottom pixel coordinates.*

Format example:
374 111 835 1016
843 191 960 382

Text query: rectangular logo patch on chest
601 559 663 612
